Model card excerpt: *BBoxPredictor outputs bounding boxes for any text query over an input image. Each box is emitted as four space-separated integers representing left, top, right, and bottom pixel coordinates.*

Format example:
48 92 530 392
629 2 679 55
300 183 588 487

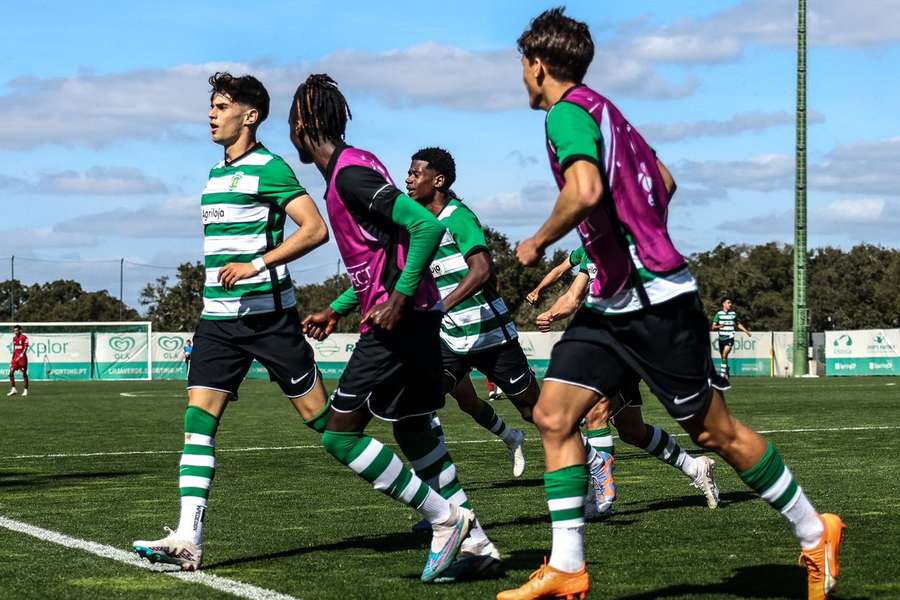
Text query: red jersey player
8 325 29 396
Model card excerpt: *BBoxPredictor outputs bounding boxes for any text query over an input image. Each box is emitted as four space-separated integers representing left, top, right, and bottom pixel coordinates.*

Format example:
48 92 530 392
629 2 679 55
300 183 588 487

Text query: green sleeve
546 102 603 172
568 246 586 267
578 251 592 273
391 194 446 297
713 312 720 324
258 157 307 208
330 287 359 316
447 206 488 258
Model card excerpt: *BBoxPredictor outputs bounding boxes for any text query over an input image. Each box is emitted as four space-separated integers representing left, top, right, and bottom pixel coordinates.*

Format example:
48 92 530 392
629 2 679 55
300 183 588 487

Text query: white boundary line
1 424 898 462
0 516 300 600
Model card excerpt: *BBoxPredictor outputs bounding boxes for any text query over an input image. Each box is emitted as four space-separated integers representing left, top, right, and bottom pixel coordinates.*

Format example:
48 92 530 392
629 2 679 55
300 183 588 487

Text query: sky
2 0 899 308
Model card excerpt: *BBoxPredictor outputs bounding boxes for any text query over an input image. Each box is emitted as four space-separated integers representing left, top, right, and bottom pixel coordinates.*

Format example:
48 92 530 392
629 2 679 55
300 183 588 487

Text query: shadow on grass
0 470 144 490
612 490 758 516
613 563 869 600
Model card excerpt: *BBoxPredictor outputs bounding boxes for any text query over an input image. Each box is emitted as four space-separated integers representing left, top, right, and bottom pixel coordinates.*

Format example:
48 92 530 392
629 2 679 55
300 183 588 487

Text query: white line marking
0 516 301 600
1 425 898 462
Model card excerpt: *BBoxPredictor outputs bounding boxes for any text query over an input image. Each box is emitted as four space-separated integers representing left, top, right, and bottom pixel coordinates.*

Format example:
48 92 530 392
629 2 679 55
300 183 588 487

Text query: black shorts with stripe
544 292 728 421
442 339 534 397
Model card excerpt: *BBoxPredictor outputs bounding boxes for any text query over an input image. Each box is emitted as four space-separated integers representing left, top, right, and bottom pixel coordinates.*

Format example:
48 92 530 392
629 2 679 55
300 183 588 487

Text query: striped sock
176 406 219 544
641 425 697 478
473 401 517 445
321 430 451 525
586 426 615 455
582 434 602 471
397 424 489 544
740 442 824 549
545 464 588 573
429 413 445 445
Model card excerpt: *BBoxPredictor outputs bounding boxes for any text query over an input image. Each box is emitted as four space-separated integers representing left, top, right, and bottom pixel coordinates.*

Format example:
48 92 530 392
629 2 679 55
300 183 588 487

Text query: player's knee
533 404 573 439
690 423 737 453
321 430 362 464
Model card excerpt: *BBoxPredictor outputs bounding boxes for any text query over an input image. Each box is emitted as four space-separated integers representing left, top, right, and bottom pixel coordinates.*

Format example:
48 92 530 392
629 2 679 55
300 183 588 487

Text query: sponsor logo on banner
108 335 136 354
314 338 339 357
831 334 853 355
157 336 183 352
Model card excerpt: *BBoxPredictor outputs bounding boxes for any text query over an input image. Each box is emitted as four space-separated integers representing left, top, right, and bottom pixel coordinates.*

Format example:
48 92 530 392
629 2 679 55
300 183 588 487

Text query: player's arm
657 157 676 199
517 104 604 266
219 161 329 290
738 321 752 337
440 209 493 312
535 271 590 332
526 256 575 305
711 312 721 331
303 287 359 341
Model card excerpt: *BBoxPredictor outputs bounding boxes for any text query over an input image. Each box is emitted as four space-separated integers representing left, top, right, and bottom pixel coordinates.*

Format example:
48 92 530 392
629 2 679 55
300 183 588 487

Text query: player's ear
434 173 445 190
244 107 259 127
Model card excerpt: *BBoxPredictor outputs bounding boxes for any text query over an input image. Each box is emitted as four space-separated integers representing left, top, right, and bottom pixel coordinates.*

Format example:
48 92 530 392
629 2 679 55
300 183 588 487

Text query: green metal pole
792 0 809 376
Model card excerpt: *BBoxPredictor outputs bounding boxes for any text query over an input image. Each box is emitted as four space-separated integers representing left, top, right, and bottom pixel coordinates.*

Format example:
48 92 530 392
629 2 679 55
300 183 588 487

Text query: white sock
549 525 585 572
782 489 824 549
418 488 452 525
467 518 489 545
176 497 206 545
678 453 698 478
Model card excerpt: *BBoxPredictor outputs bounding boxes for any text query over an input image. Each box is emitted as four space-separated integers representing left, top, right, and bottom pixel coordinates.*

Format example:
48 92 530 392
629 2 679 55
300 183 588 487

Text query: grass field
1 377 898 600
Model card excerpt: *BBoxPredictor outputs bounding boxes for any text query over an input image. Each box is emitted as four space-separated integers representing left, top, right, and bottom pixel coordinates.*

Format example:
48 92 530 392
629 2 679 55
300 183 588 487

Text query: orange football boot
799 513 846 600
497 558 589 600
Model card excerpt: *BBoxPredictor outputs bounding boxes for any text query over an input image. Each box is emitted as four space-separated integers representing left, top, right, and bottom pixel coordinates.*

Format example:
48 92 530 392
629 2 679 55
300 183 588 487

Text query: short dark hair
517 7 594 84
13 324 21 330
412 147 456 190
290 74 352 145
722 297 733 304
209 72 270 125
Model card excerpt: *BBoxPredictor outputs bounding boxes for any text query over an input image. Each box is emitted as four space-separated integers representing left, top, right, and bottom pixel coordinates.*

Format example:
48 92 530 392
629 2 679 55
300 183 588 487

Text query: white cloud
642 110 824 143
0 227 98 254
819 198 885 223
0 167 168 195
811 137 900 195
53 196 198 238
468 180 558 224
678 154 795 191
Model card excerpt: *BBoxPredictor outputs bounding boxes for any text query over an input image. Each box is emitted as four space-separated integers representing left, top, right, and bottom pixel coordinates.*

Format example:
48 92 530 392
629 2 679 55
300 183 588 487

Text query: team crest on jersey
228 172 244 191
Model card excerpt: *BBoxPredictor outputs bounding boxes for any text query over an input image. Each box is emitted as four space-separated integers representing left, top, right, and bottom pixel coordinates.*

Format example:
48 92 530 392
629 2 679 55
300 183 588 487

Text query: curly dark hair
208 72 270 125
289 74 352 145
517 7 594 84
412 147 456 190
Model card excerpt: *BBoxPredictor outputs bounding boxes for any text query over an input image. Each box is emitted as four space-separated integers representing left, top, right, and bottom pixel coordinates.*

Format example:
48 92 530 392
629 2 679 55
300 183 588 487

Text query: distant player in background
485 378 501 401
712 298 751 380
8 325 29 397
183 339 193 374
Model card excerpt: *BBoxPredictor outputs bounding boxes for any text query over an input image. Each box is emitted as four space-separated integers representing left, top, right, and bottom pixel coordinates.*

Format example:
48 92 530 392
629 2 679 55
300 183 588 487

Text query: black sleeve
335 166 403 222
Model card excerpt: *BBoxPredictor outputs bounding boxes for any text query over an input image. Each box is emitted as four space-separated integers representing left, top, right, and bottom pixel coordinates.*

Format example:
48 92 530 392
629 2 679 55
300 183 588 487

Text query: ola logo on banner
108 336 136 353
315 338 339 357
157 336 182 352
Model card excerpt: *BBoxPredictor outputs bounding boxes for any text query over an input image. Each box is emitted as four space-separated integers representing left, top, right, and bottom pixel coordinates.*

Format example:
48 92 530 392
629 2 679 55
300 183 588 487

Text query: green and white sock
321 430 451 525
398 424 489 544
176 406 219 544
546 464 588 573
586 426 615 455
473 401 517 446
740 442 824 549
641 425 698 478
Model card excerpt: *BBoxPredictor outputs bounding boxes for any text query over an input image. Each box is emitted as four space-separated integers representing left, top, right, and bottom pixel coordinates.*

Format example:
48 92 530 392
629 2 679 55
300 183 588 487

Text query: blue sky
3 0 899 308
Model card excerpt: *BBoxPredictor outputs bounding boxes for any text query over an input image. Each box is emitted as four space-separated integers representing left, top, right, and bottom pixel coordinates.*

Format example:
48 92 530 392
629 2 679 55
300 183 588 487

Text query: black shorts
544 292 728 421
717 337 734 351
333 311 445 421
187 309 318 398
442 339 534 397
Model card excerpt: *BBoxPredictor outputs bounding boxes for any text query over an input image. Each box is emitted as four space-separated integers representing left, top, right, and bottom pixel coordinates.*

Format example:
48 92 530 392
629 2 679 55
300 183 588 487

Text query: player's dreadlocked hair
412 147 456 190
517 7 594 83
209 72 270 125
290 74 352 145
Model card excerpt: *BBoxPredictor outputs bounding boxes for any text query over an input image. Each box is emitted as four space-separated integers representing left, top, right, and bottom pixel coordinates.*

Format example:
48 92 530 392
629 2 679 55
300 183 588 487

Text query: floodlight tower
792 0 809 375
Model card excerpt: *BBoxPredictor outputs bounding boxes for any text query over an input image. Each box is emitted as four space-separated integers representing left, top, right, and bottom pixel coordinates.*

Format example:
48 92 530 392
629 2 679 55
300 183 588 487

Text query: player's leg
7 367 16 395
581 400 616 517
720 341 732 379
21 368 29 395
486 378 500 401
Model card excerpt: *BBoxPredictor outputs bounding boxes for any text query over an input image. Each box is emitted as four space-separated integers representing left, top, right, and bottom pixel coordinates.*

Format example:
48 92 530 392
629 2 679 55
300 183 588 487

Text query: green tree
0 279 28 321
294 274 361 333
140 262 204 331
12 280 138 322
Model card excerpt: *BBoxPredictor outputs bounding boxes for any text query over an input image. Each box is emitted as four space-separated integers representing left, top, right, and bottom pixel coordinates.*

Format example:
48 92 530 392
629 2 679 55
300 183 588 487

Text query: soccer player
405 147 531 477
712 297 752 380
8 325 29 397
525 246 585 307
292 74 497 582
537 252 719 514
182 338 193 374
133 72 334 571
500 9 844 600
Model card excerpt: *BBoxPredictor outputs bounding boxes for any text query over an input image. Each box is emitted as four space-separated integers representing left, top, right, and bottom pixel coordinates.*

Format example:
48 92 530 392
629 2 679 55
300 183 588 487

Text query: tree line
2 234 898 333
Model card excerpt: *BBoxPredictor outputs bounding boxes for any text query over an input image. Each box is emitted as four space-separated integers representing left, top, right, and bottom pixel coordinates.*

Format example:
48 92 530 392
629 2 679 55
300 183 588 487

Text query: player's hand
526 289 541 305
362 292 407 331
303 309 340 341
746 331 752 337
218 262 260 290
516 238 544 267
535 310 555 333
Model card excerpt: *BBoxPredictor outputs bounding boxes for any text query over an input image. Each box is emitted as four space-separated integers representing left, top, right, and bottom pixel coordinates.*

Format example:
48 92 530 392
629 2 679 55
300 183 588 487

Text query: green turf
1 378 898 599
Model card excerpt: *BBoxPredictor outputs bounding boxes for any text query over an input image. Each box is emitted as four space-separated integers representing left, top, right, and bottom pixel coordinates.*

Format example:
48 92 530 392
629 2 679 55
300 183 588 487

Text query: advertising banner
825 329 900 376
772 332 794 377
0 332 92 380
151 333 193 380
94 332 150 380
709 332 772 377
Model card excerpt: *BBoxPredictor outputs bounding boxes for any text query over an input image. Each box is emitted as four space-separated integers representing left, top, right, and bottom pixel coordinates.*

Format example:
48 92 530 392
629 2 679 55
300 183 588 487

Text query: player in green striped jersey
712 298 752 380
133 73 333 571
406 148 534 479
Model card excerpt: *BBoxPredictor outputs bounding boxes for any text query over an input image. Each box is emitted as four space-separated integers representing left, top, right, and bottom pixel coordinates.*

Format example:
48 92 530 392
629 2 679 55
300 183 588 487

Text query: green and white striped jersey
713 310 738 339
576 235 697 315
200 144 305 320
430 198 517 354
